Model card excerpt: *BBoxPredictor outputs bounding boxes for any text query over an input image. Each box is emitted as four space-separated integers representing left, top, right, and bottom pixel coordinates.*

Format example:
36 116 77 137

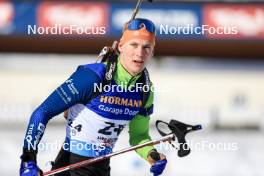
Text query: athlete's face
119 38 154 76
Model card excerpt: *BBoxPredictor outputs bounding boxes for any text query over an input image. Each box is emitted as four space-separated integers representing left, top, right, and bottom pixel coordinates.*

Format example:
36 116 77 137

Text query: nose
135 46 144 57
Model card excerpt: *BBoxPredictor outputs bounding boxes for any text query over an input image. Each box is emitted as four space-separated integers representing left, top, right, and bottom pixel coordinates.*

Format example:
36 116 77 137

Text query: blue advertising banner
12 2 38 34
109 2 203 39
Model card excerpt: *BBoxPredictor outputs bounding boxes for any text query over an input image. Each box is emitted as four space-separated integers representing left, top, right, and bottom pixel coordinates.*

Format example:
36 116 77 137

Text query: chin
132 68 143 75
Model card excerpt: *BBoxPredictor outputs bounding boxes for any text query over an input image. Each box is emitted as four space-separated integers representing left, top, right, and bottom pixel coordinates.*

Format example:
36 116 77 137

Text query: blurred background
0 0 264 175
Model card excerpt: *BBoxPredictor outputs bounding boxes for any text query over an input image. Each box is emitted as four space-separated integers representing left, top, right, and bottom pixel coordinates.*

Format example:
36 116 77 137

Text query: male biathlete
20 18 167 176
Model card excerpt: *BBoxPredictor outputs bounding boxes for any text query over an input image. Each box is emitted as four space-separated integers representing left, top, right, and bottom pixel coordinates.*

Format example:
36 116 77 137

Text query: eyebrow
129 42 151 48
143 44 151 48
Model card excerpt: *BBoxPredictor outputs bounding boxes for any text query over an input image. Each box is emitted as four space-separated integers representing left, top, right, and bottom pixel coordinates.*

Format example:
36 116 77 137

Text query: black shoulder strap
137 68 154 116
140 68 151 108
91 54 118 100
104 54 118 85
91 42 119 100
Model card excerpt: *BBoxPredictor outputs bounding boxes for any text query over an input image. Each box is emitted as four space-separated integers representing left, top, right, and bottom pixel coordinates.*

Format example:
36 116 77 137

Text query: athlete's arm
129 114 154 160
20 65 104 176
22 65 102 155
128 86 154 160
128 84 167 176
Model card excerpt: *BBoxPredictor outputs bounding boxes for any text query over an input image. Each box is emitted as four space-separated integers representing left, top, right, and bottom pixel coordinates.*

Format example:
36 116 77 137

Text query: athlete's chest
86 82 143 121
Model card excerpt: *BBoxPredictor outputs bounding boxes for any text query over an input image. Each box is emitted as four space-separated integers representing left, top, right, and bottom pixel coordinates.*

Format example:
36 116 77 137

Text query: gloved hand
150 159 167 176
20 161 42 176
148 150 167 176
20 149 42 176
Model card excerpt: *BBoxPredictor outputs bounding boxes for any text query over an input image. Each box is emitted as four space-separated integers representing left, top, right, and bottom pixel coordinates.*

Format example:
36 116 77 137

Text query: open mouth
133 60 144 64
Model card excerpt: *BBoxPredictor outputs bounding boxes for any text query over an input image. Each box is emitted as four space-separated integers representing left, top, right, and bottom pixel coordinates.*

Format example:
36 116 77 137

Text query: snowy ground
1 123 264 176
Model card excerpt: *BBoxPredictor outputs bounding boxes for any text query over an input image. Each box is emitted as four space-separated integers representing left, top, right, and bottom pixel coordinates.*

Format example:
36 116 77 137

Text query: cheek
123 48 135 60
144 51 152 61
146 49 154 59
121 48 134 66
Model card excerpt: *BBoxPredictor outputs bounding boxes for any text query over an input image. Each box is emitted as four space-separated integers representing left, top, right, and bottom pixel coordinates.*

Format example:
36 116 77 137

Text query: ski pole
43 133 174 176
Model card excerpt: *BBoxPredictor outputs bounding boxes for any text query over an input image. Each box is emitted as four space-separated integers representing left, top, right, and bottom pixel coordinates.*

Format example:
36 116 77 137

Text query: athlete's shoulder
77 63 106 82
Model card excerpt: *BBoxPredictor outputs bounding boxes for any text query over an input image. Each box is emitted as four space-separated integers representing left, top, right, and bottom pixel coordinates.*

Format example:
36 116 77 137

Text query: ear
118 42 123 53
